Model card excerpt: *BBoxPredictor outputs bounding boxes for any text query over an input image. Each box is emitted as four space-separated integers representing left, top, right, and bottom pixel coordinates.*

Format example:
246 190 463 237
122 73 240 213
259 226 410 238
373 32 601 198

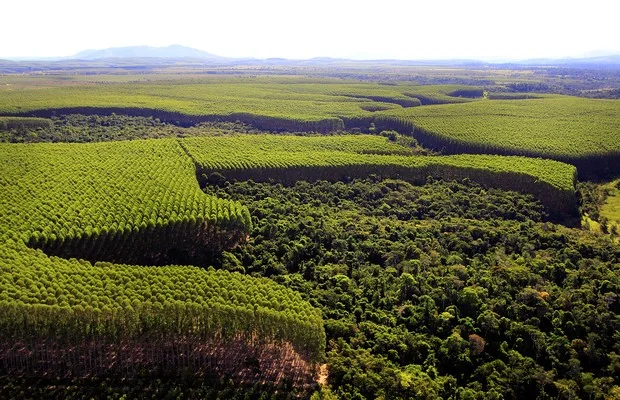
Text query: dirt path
317 364 328 386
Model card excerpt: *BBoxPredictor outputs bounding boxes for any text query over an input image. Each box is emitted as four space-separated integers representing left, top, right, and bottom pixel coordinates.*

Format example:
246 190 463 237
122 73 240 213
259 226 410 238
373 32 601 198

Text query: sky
2 0 619 60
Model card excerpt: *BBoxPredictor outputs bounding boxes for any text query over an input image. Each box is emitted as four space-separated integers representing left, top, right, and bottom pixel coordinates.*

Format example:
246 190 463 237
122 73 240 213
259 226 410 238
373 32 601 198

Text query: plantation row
181 136 579 222
2 77 618 170
0 254 323 354
0 79 481 120
0 241 325 368
0 82 388 121
5 104 619 181
0 137 326 380
0 81 479 129
379 96 620 161
181 134 417 158
0 132 585 384
0 139 251 256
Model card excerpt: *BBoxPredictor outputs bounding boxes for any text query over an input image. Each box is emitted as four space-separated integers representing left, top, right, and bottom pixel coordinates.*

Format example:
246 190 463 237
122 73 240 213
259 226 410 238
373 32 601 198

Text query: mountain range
73 45 224 60
2 45 620 68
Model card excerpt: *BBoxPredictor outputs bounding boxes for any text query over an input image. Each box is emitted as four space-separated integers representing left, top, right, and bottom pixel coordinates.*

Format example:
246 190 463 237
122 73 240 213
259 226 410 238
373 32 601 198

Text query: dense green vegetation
0 79 398 122
183 135 576 192
0 137 324 385
1 70 619 398
381 96 620 160
204 178 620 399
2 77 618 173
0 138 251 264
0 114 179 143
183 134 418 158
0 131 580 393
182 135 578 221
0 260 323 358
0 114 274 143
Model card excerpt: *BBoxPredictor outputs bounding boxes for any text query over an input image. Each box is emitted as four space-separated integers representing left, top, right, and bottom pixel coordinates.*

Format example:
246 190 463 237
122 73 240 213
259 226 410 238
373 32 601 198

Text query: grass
581 179 620 241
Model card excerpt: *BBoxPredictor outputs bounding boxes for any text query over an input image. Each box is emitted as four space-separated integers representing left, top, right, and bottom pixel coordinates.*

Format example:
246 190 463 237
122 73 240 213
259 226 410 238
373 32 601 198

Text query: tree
469 334 486 355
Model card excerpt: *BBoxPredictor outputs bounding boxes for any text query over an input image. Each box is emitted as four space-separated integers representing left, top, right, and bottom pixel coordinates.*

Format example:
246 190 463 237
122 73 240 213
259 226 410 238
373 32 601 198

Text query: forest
0 67 619 399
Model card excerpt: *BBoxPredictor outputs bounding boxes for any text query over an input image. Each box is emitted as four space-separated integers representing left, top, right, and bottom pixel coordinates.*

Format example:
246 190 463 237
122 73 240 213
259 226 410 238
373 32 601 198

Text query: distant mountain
3 46 620 72
66 46 617 66
72 45 225 60
510 55 620 67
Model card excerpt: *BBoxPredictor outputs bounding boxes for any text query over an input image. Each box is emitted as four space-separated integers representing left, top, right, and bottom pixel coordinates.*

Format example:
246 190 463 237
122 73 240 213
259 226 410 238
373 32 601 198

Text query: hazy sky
2 0 619 60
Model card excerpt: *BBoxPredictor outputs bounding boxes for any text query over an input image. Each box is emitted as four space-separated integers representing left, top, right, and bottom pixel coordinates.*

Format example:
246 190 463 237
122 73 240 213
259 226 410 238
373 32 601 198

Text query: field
1 77 619 178
0 69 619 399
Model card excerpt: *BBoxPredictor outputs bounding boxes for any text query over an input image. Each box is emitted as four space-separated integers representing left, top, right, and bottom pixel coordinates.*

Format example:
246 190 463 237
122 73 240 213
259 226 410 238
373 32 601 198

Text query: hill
73 44 225 60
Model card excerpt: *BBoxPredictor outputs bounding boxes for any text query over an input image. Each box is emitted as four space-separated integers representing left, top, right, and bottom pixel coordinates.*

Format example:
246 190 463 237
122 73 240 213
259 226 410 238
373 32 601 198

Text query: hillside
72 44 224 60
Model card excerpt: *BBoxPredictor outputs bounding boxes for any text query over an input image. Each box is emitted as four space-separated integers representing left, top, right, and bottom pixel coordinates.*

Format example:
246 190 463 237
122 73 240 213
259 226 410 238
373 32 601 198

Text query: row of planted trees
0 243 325 383
26 195 250 266
11 95 619 180
368 114 620 181
0 305 322 386
183 135 578 223
0 139 252 265
0 137 325 387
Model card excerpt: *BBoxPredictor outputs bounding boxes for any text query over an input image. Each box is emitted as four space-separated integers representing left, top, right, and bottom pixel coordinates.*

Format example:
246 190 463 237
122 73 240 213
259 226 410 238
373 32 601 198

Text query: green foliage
183 133 419 160
1 73 619 397
206 178 620 399
1 77 617 169
578 181 608 221
183 135 576 192
0 260 323 354
0 116 53 131
0 138 250 255
0 114 267 143
0 79 405 122
182 135 578 220
0 138 325 371
381 96 620 159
